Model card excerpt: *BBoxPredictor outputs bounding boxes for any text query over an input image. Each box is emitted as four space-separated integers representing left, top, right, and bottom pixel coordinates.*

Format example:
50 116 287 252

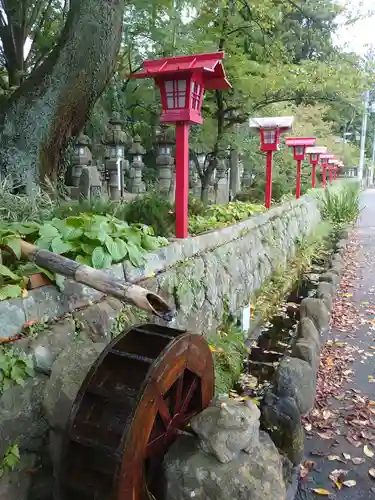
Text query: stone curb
261 226 351 499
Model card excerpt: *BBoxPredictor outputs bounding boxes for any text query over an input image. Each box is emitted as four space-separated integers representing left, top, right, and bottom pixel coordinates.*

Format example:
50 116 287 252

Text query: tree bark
0 0 125 190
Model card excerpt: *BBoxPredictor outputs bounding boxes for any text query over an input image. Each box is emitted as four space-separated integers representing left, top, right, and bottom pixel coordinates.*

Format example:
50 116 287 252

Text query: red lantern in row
249 117 294 208
130 52 231 238
306 146 327 188
284 137 316 199
319 153 334 187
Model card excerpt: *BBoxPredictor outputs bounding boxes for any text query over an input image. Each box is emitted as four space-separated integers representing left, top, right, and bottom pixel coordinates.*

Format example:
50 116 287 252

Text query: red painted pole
296 159 302 199
329 167 333 182
334 169 337 180
265 150 273 209
322 165 327 187
175 122 189 238
312 164 316 189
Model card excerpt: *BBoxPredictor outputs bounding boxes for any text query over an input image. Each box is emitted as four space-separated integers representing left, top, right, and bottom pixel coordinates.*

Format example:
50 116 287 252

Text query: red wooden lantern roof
130 52 231 90
320 153 334 160
306 146 327 155
284 137 316 147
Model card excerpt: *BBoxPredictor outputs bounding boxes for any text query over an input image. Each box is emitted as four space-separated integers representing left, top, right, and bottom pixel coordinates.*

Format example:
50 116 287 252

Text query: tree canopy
0 0 372 191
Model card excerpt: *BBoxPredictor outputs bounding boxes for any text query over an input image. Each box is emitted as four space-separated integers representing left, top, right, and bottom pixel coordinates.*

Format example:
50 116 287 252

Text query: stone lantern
70 134 92 193
155 124 175 199
214 153 229 203
101 112 129 200
128 135 146 193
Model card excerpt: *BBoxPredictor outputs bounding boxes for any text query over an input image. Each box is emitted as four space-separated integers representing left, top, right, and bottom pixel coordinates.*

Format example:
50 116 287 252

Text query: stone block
0 299 26 338
0 453 37 500
296 317 321 349
316 282 335 312
29 317 77 374
163 431 286 500
73 300 120 342
0 375 49 458
292 340 320 372
23 286 69 323
299 297 330 334
43 342 105 430
275 357 316 415
319 271 339 286
261 391 304 466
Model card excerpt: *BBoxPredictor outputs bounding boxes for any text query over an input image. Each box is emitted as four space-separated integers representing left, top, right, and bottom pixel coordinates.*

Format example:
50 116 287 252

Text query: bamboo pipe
18 241 175 321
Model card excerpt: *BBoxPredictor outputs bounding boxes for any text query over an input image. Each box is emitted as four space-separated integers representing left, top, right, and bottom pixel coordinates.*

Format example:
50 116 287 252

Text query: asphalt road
296 189 375 500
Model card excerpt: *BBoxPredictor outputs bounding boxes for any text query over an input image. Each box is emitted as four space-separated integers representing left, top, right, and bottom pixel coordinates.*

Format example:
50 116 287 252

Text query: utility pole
358 90 369 185
370 123 375 187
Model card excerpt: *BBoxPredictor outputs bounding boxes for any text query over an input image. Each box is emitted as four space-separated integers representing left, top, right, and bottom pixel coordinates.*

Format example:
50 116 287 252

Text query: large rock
72 300 122 342
292 340 319 373
43 341 105 430
296 317 321 349
0 453 37 500
275 357 316 415
299 298 329 335
261 392 304 466
29 317 78 375
0 375 48 458
319 271 339 286
163 431 286 500
316 282 335 313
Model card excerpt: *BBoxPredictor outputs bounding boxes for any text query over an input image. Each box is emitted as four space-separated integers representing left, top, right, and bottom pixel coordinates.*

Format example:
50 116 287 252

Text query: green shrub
51 198 119 219
208 320 248 395
318 181 360 225
188 194 206 216
119 193 175 237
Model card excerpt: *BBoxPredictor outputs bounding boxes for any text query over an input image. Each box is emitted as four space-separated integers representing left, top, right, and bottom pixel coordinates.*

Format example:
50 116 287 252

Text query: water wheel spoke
146 432 168 457
174 374 184 413
155 392 172 428
180 378 198 415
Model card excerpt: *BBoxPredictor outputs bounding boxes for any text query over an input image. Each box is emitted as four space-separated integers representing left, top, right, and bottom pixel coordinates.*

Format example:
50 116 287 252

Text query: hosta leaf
1 284 23 299
105 236 128 261
0 264 20 281
91 247 112 269
51 237 74 255
3 236 21 259
127 242 145 267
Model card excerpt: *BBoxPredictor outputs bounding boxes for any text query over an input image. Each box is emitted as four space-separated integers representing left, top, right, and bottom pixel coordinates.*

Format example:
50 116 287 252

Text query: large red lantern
130 52 231 238
306 146 327 188
285 137 316 199
249 117 294 208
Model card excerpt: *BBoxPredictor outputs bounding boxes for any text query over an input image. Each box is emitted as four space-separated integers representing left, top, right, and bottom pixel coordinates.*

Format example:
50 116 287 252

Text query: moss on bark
0 0 125 190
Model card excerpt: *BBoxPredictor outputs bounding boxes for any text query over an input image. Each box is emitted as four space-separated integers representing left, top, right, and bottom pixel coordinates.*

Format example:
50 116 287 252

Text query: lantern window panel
310 153 318 162
263 129 276 144
295 146 304 156
165 79 187 109
191 81 202 110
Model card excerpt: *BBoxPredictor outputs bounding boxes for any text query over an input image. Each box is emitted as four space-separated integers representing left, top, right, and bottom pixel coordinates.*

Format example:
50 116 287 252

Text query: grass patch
253 222 334 321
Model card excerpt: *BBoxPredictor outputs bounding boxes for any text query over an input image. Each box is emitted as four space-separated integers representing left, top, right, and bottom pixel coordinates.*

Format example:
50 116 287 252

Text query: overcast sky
334 0 375 56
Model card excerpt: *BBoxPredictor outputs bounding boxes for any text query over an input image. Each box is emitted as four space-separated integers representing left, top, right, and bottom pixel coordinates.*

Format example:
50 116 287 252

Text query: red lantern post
249 117 294 209
130 53 231 238
306 146 327 188
285 137 316 199
328 159 337 182
319 153 334 187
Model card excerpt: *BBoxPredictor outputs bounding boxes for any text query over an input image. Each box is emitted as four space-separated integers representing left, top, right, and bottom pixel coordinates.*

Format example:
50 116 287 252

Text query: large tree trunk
0 0 125 191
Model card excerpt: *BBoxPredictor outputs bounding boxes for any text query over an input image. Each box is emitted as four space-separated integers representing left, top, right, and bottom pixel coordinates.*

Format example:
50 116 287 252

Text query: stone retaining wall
0 195 322 500
0 195 320 342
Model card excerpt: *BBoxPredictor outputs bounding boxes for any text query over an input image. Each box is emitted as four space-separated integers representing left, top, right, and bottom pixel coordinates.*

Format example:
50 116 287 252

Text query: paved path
296 189 375 499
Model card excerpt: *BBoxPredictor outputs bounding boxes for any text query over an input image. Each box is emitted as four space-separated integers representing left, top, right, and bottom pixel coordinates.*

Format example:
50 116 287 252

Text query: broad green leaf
0 264 20 281
35 237 53 250
105 236 128 261
141 234 160 251
51 237 74 254
38 224 59 239
91 246 111 269
127 242 145 267
0 284 23 300
76 254 92 266
80 242 97 255
3 237 21 259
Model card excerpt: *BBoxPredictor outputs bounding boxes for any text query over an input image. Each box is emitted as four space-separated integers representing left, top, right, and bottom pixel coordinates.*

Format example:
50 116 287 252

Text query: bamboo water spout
19 241 175 321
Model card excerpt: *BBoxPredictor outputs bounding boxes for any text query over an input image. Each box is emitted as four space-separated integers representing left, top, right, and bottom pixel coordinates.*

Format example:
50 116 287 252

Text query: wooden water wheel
58 323 214 500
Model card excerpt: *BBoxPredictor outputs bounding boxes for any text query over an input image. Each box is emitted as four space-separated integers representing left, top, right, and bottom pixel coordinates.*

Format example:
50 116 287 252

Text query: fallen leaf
317 432 335 440
312 488 330 495
364 445 374 458
343 453 351 460
329 469 348 483
352 457 365 465
305 423 312 432
323 410 331 420
369 468 375 479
